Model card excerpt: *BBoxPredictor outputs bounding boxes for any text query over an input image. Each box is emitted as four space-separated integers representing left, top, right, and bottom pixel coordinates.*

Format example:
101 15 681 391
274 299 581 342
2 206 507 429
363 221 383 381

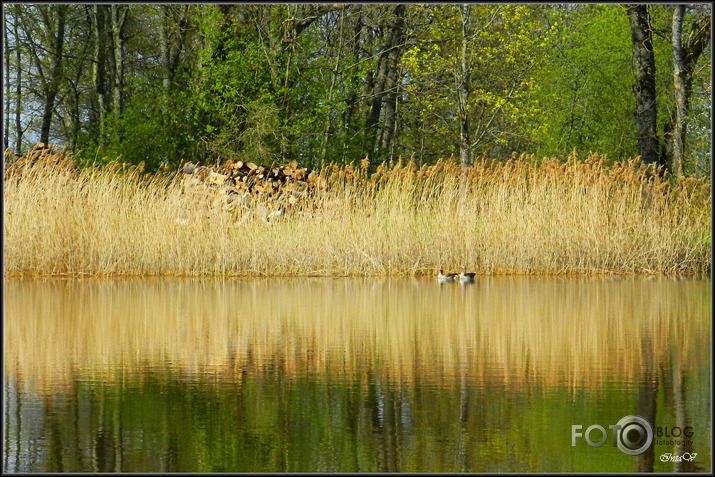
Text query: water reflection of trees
4 354 711 472
636 318 709 473
3 277 711 472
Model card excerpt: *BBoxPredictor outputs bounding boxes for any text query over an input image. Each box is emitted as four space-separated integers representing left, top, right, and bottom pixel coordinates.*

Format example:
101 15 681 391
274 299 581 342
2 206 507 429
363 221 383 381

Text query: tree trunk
319 10 345 167
91 5 109 143
39 5 68 146
160 9 171 93
365 4 405 161
110 5 127 115
664 6 710 176
457 5 471 168
365 43 389 158
671 5 686 177
625 5 661 170
159 6 172 94
4 17 10 150
378 5 406 162
340 11 365 163
160 7 190 99
13 7 23 152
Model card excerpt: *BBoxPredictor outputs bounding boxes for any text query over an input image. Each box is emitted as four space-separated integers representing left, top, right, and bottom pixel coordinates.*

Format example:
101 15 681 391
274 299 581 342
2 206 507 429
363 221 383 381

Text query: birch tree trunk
671 5 686 177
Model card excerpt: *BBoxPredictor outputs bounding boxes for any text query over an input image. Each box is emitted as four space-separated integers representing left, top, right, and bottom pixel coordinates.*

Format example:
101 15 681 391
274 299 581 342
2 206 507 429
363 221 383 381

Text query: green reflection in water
4 363 711 473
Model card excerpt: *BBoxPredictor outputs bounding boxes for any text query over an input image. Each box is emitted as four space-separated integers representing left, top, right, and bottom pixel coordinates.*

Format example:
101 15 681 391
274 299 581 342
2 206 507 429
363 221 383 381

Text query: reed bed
3 148 711 277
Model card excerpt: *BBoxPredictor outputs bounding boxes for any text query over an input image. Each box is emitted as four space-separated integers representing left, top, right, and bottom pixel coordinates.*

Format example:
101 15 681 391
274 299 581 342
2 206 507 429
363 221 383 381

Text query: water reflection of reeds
4 277 710 393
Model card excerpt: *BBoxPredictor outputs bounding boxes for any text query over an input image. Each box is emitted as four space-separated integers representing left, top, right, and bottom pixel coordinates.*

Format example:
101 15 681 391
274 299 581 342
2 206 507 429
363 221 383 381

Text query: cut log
178 158 322 216
207 171 228 186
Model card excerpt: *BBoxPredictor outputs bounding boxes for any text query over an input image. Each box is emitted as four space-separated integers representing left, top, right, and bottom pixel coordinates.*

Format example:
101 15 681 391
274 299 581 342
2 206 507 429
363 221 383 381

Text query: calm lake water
3 276 711 473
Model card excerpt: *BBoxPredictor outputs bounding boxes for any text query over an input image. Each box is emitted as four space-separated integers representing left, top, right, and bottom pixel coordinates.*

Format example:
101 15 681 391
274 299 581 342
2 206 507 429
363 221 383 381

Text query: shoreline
3 269 710 280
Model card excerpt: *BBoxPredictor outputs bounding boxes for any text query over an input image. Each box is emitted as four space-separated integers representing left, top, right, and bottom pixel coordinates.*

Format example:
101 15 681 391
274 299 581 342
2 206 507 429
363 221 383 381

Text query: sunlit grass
3 147 711 277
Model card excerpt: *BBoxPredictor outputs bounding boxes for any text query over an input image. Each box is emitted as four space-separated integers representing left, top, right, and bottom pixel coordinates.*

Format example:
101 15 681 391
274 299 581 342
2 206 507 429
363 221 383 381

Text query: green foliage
399 5 560 162
529 5 636 161
189 7 279 163
4 4 711 174
74 78 195 172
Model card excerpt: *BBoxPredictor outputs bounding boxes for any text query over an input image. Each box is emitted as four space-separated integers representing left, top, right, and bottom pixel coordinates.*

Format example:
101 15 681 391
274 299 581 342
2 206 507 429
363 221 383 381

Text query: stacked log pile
181 159 326 222
4 143 78 179
4 145 326 224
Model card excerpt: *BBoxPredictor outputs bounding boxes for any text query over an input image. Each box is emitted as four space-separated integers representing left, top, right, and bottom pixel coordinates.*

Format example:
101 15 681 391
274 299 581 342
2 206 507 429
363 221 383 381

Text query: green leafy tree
400 5 558 165
531 5 637 161
4 4 709 175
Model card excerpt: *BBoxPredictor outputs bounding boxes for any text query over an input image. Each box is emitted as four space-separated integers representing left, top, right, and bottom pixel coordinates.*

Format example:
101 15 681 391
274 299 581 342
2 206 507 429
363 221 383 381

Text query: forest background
2 3 712 176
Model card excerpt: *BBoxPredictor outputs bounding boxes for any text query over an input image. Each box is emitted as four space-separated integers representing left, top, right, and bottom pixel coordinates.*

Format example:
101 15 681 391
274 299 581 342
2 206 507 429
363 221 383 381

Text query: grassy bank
3 148 711 277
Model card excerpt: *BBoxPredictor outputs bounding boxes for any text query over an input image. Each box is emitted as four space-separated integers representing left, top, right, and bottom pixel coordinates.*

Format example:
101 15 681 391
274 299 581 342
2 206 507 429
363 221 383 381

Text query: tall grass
3 149 711 277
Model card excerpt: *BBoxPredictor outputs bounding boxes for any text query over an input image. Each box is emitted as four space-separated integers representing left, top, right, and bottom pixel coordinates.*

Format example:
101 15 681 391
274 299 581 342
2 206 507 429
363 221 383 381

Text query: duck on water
458 266 476 284
438 267 476 285
437 268 458 284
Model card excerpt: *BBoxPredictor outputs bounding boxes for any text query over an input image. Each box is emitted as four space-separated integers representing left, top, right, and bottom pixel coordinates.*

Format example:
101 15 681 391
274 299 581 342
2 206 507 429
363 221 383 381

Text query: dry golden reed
3 148 711 277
